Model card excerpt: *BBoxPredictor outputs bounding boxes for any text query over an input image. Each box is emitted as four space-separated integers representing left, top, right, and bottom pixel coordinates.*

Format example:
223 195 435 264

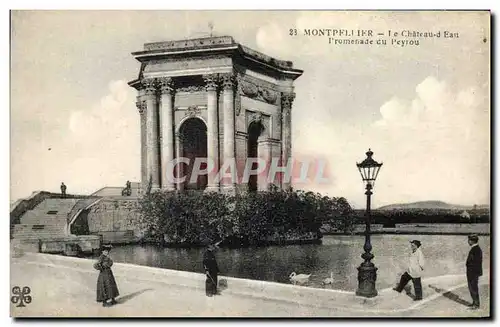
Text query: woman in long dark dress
94 244 119 307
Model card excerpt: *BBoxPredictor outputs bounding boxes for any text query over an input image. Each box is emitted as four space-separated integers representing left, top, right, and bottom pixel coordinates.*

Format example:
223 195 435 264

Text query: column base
204 185 220 193
355 262 378 298
220 185 236 195
161 185 176 192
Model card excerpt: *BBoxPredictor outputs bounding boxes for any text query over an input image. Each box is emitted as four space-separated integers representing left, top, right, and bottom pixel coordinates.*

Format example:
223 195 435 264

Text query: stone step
13 229 67 233
19 220 67 225
13 234 66 239
14 224 66 228
13 229 66 235
14 226 66 231
13 228 66 233
13 228 66 234
20 218 68 224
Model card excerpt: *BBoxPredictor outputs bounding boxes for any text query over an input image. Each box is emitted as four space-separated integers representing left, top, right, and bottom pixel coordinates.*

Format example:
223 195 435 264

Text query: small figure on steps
60 182 67 198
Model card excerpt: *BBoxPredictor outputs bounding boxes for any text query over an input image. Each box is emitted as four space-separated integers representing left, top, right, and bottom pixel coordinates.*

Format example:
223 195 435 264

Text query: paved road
10 256 490 318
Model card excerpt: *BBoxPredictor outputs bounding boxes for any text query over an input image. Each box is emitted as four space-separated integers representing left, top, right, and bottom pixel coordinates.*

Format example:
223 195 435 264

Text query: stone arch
247 120 266 192
177 117 208 190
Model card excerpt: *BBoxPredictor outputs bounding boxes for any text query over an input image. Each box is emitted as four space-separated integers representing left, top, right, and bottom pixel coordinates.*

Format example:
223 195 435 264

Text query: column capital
136 99 147 114
202 74 219 91
142 78 157 96
158 77 175 95
220 72 237 91
281 92 296 110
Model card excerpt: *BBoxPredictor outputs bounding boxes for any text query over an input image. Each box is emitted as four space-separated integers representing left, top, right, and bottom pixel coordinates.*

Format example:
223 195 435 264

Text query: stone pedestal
257 138 272 192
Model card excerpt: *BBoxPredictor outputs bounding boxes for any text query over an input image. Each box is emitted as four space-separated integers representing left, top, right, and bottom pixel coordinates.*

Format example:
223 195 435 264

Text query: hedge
138 187 355 247
353 209 490 226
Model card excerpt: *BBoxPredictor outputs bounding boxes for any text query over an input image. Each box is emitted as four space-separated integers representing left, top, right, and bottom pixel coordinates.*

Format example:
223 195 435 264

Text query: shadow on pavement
218 279 228 294
428 284 472 307
117 288 153 304
403 285 416 300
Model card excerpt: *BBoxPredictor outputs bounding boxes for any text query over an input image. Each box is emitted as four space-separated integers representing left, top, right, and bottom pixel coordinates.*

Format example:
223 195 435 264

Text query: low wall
11 236 101 256
87 199 143 244
40 235 101 254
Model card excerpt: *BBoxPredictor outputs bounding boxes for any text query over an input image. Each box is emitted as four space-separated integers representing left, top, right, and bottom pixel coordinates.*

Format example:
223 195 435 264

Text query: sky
10 10 490 208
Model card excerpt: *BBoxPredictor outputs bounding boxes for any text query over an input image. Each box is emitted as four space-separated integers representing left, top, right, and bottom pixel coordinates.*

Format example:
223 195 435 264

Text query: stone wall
86 199 143 244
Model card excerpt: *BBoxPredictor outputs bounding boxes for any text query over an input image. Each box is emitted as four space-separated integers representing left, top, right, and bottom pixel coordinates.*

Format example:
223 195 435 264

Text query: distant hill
377 201 489 211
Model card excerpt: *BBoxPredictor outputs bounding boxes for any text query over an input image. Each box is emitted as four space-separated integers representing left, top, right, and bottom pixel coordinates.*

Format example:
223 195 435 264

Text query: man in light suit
393 240 425 301
466 234 483 309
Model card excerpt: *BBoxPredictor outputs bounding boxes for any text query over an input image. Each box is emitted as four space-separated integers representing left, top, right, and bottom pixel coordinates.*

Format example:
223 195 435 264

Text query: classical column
136 98 147 194
281 92 295 190
159 77 175 190
203 74 220 192
221 73 236 192
143 78 160 191
175 132 184 191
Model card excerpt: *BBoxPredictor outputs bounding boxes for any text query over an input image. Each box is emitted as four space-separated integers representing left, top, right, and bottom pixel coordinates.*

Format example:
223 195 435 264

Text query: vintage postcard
9 10 490 318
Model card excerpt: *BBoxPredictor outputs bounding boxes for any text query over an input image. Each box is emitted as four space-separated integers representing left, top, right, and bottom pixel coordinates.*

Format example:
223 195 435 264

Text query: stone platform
11 235 101 256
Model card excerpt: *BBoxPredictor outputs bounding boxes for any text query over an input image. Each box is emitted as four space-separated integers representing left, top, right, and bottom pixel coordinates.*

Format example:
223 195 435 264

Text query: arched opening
179 118 208 191
247 121 265 192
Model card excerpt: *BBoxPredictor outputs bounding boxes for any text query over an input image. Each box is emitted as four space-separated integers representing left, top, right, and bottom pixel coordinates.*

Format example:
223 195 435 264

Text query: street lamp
355 148 383 298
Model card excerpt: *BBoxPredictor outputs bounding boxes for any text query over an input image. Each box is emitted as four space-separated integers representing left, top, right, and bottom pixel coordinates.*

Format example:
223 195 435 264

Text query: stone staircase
92 182 142 198
11 198 79 240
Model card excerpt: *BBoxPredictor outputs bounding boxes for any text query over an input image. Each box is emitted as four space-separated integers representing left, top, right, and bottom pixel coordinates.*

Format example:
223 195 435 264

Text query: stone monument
128 36 303 194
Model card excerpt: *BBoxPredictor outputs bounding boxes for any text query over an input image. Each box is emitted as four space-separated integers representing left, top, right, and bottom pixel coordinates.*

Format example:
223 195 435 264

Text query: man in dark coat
60 182 67 198
203 242 220 297
466 234 483 309
94 244 120 307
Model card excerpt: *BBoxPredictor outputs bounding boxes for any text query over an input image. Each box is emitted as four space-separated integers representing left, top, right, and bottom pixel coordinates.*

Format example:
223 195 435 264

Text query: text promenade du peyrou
289 28 460 47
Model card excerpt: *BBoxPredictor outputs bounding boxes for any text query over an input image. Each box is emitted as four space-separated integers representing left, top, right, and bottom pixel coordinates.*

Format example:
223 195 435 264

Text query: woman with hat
94 244 120 307
393 240 425 301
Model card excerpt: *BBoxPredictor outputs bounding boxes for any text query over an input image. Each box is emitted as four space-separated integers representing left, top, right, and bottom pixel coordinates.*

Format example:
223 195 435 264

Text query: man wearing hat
393 240 425 300
203 240 220 297
466 234 483 309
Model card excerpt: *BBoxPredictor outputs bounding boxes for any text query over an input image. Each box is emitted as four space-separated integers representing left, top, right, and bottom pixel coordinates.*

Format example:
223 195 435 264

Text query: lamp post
355 148 383 298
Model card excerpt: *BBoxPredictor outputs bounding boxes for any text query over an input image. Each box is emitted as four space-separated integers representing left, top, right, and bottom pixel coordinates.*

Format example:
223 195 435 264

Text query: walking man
393 240 425 301
466 234 483 310
60 182 67 198
203 241 220 297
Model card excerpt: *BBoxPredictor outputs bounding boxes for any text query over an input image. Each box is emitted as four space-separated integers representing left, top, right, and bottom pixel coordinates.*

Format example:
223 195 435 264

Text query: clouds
10 11 490 208
69 80 135 142
11 80 141 201
66 79 141 186
297 75 489 207
371 77 489 206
